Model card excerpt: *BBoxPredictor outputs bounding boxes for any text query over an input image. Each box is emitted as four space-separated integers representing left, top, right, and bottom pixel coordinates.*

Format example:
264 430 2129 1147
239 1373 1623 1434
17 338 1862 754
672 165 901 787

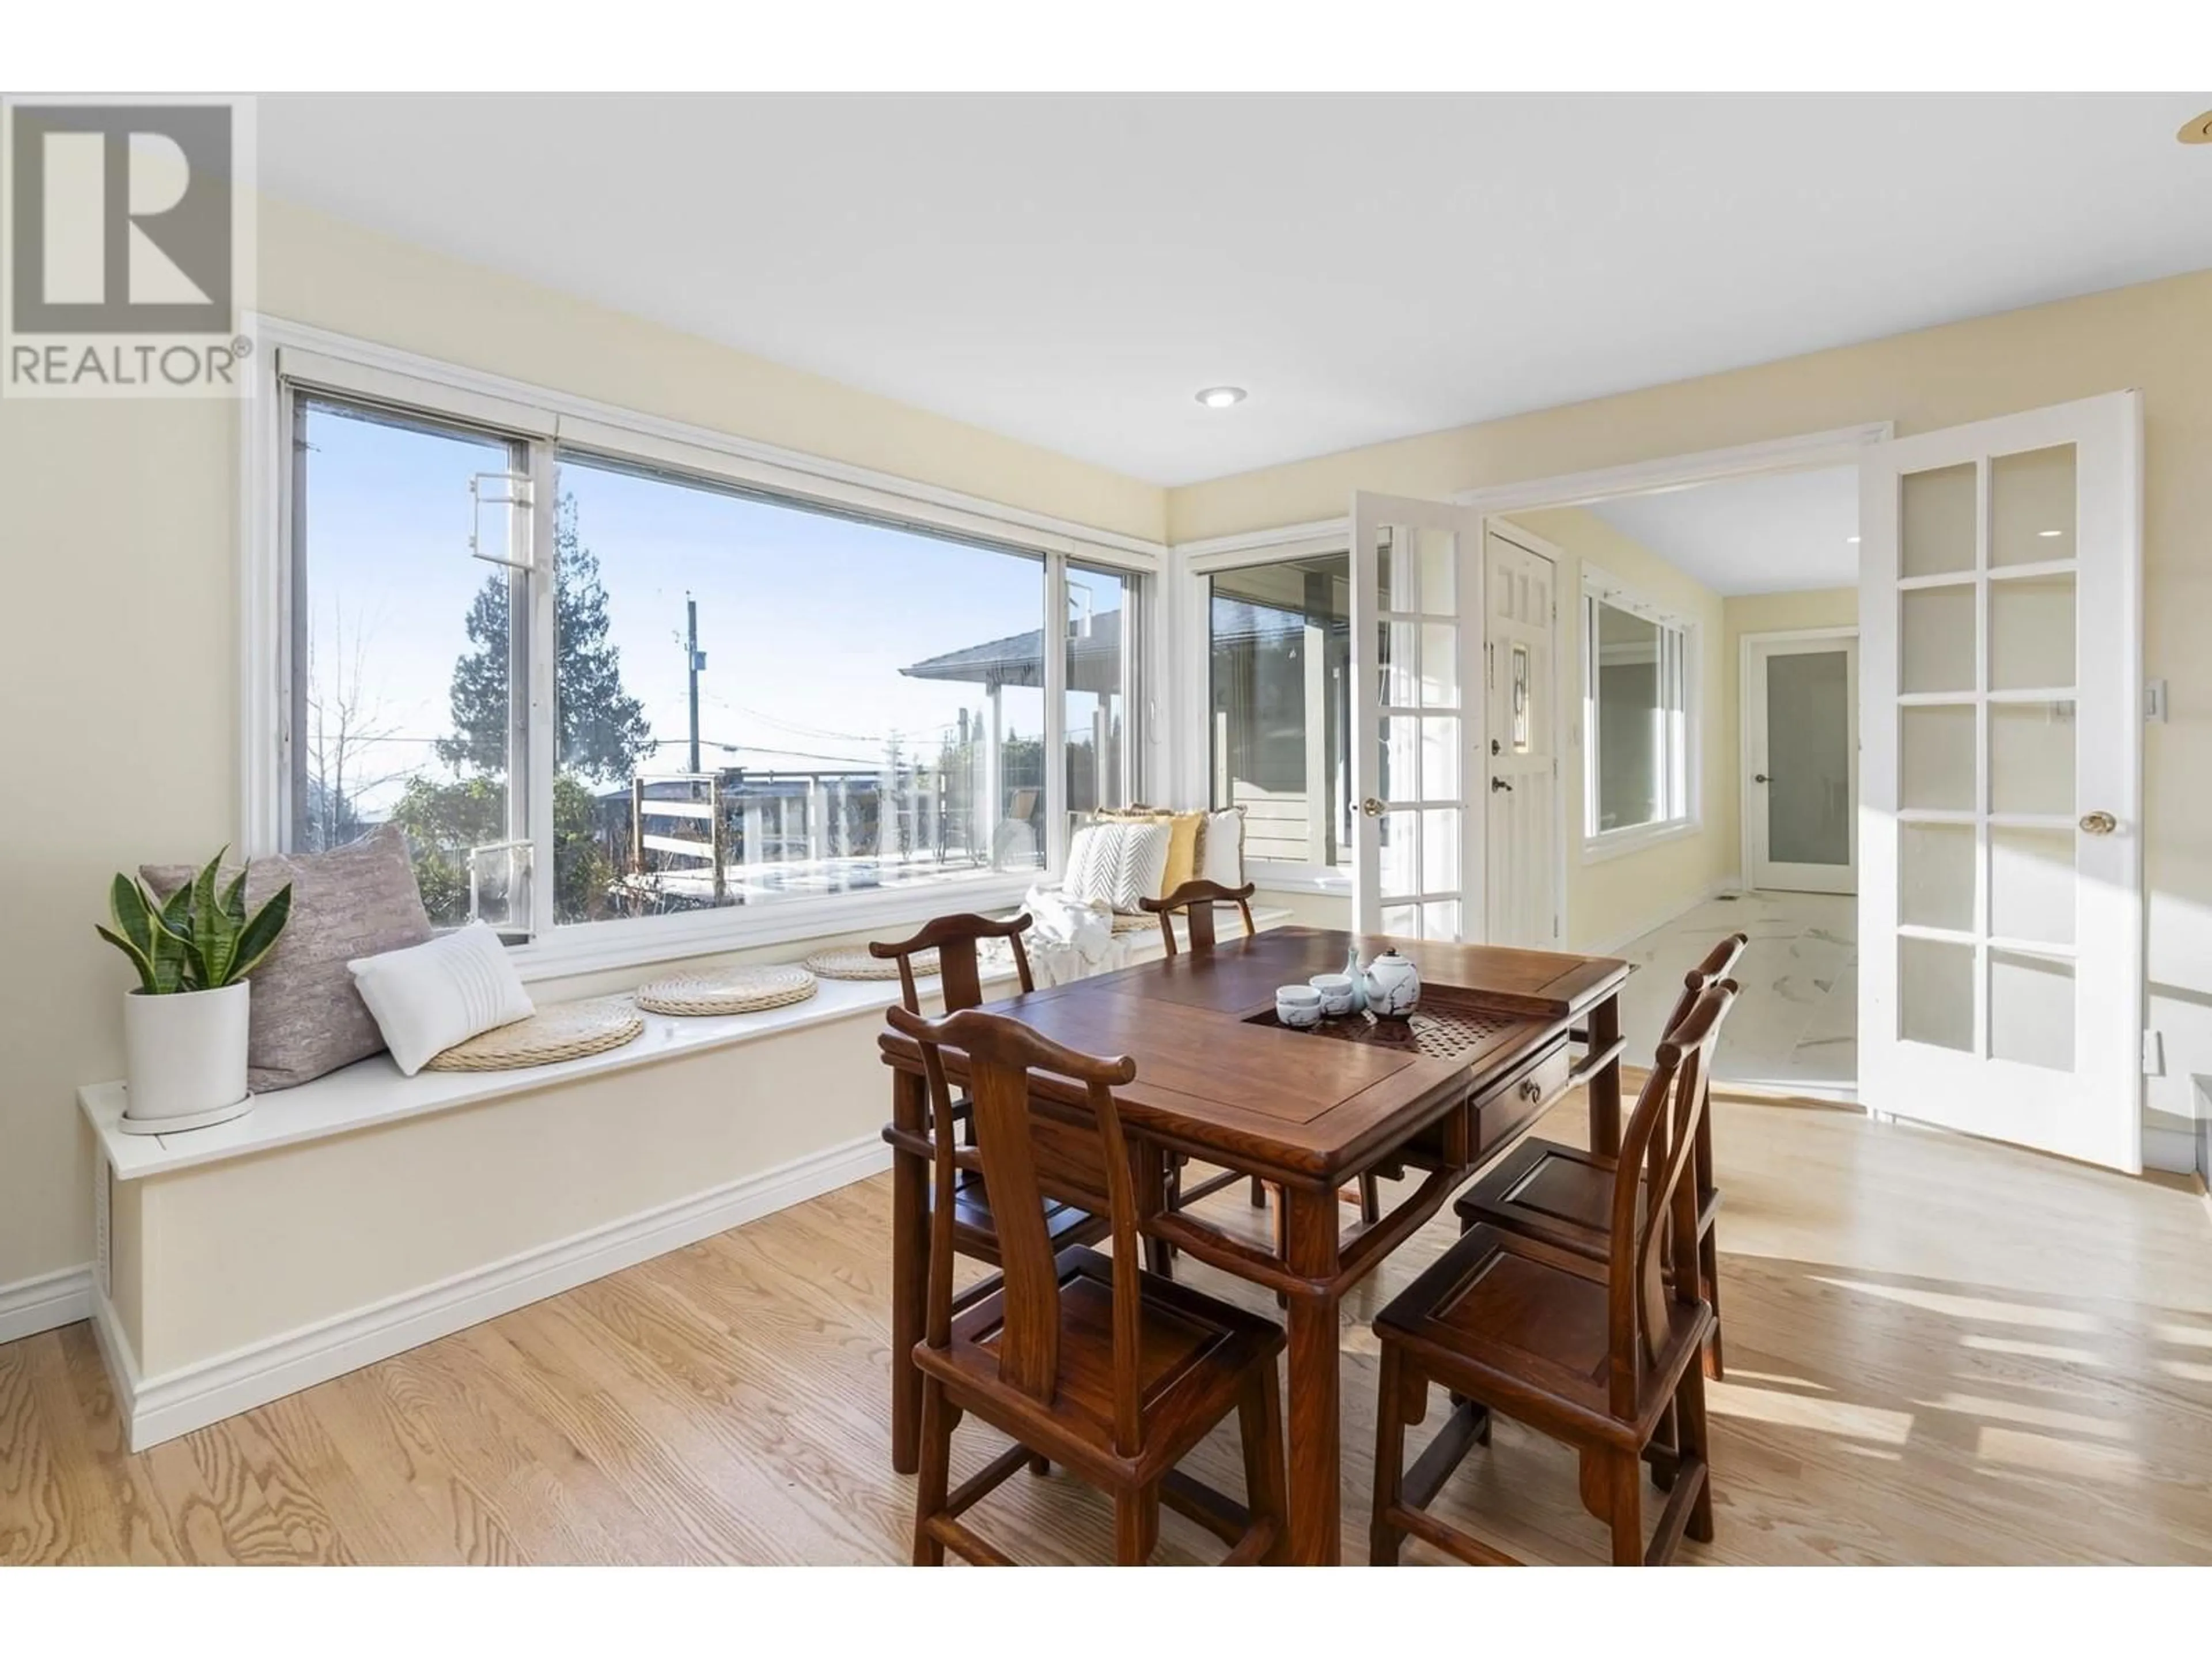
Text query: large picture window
1583 586 1693 846
275 347 1144 961
1207 553 1352 870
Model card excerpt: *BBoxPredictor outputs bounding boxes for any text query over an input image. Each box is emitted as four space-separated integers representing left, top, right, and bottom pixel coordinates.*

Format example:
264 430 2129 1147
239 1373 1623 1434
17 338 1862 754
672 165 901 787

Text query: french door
1744 631 1858 895
1349 493 1484 940
1859 392 2143 1172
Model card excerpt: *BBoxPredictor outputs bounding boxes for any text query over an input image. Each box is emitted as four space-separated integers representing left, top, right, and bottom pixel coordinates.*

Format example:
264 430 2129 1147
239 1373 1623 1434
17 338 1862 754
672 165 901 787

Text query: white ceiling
1583 467 1860 596
259 93 2212 486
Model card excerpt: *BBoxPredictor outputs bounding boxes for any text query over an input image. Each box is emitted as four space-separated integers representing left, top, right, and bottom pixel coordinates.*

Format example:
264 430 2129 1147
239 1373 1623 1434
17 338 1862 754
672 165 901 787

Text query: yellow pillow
1161 810 1204 896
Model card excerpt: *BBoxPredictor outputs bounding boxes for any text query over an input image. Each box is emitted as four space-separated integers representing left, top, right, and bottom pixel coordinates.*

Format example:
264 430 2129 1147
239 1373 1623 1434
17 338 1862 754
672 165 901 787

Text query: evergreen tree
438 493 652 783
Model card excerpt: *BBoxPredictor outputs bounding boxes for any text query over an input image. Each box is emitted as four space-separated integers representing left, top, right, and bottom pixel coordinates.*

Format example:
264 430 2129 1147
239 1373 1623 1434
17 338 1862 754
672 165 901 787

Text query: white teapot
1360 947 1422 1020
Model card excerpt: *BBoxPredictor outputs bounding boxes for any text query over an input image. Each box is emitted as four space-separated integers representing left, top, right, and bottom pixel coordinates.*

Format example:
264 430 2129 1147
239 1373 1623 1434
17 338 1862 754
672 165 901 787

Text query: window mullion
527 436 558 940
1044 554 1069 872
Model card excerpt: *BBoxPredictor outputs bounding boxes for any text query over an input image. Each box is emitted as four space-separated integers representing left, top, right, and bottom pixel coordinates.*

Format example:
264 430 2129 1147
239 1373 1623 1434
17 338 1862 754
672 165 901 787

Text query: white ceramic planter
122 981 251 1128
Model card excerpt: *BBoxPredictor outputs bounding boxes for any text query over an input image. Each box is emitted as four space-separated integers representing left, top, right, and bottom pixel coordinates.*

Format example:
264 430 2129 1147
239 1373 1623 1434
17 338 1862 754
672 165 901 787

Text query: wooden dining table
877 925 1630 1565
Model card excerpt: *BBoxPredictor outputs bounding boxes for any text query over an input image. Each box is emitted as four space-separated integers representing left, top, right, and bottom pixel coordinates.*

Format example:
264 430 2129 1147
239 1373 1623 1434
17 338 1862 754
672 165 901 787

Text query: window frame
1580 567 1700 864
1175 525 1356 896
245 317 1161 980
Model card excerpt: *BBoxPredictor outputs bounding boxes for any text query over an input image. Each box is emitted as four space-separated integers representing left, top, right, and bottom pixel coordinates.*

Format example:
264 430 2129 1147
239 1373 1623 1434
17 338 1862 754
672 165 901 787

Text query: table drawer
1471 1036 1573 1162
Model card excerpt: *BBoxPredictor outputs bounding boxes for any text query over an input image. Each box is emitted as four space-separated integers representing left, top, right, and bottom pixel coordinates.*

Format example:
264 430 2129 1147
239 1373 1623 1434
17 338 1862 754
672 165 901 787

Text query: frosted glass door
1746 635 1857 895
1349 492 1483 941
1859 393 2143 1173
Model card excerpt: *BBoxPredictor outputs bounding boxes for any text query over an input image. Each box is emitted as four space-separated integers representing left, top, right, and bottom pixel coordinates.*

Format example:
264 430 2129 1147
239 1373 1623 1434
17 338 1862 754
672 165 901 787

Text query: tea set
1273 946 1422 1029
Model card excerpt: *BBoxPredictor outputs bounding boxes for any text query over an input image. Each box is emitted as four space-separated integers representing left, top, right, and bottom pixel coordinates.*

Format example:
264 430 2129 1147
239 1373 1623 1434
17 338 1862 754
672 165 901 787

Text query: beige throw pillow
142 824 435 1091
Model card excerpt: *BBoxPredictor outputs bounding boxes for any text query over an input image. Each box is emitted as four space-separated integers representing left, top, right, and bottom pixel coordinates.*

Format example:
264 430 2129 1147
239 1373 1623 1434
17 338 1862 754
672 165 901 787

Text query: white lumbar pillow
1198 807 1245 887
348 923 535 1077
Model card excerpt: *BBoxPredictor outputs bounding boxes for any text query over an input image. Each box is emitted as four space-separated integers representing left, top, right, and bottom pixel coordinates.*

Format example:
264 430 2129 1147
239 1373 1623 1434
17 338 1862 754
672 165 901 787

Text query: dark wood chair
891 1005 1289 1566
1370 980 1738 1566
1455 931 1747 1377
874 914 1115 1300
1138 878 1257 956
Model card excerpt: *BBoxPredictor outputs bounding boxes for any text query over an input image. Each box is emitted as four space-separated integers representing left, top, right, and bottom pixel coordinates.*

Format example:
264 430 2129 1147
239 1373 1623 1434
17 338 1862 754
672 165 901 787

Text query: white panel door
1859 392 2143 1172
1745 632 1858 895
1484 530 1560 947
1349 493 1484 941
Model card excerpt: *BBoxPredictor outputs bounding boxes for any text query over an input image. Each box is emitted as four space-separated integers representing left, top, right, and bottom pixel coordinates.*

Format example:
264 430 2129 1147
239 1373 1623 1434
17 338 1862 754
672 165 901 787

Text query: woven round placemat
805 945 936 982
423 996 645 1072
636 964 818 1017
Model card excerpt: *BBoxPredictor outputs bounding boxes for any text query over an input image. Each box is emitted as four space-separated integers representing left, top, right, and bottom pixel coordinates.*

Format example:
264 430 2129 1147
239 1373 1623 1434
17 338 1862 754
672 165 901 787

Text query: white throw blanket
1019 884 1133 987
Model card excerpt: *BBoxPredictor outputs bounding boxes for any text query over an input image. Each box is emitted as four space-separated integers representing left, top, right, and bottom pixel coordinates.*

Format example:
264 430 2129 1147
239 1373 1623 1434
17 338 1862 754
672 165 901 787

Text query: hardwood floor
5 1091 2210 1565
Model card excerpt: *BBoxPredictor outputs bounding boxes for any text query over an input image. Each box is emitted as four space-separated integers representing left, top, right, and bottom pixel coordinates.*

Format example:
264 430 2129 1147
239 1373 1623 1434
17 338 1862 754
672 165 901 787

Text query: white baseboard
1575 878 1741 959
0 1263 94 1346
99 1132 892 1452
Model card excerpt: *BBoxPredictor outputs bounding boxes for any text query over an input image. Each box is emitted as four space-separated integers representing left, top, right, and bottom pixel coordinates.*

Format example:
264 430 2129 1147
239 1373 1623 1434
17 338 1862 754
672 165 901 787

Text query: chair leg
912 1377 952 1566
1606 1448 1643 1566
1699 1225 1725 1378
1145 1232 1176 1279
1676 1353 1717 1545
1238 1365 1289 1563
1249 1175 1267 1207
1370 1341 1408 1565
1114 1482 1161 1565
1358 1173 1380 1225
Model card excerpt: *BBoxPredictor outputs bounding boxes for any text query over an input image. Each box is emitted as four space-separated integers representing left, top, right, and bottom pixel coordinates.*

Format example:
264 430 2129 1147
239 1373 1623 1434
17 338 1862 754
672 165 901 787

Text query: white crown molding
93 1133 891 1452
0 1264 93 1346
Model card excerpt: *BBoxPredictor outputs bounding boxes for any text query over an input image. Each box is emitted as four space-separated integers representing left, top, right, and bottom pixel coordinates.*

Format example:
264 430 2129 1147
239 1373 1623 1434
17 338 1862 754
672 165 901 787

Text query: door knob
1491 777 1514 793
2080 810 2118 835
1752 773 1770 784
1361 797 1386 818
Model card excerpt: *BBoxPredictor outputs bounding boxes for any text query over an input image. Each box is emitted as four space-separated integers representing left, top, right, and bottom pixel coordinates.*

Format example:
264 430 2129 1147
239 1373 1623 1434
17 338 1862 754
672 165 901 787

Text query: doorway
1743 629 1858 895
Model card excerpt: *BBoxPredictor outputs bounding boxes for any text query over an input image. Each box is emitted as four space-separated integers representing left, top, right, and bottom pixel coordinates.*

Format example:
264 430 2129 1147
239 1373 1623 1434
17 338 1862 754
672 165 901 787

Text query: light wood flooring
5 1092 2210 1565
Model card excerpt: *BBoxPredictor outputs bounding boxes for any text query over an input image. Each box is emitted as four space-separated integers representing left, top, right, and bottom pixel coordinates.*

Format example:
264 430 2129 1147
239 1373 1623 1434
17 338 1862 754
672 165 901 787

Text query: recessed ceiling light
2178 109 2212 145
1195 386 1247 410
2037 528 2065 538
1845 535 1861 545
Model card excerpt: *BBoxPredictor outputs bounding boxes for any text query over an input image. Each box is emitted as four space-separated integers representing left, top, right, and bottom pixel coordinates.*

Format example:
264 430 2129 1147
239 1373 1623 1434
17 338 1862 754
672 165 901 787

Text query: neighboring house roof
902 601 1340 690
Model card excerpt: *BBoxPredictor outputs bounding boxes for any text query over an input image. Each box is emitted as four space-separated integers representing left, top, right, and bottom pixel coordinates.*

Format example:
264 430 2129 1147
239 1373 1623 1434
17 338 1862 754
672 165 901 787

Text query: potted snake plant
97 850 291 1131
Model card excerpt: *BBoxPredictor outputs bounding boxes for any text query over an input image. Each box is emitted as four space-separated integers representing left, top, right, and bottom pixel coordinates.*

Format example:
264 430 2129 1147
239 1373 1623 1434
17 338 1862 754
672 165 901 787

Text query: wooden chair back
886 1005 1147 1456
1661 931 1749 1037
1606 979 1738 1417
870 912 1036 1016
1138 879 1257 956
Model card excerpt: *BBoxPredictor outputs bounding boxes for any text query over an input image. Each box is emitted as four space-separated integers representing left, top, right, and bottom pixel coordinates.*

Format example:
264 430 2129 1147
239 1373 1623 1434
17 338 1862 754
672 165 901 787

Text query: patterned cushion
1063 824 1104 899
142 824 434 1091
1070 820 1172 912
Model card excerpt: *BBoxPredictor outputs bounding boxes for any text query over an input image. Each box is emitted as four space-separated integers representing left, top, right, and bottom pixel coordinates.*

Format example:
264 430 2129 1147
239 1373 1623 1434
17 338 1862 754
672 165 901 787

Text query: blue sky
302 403 1121 814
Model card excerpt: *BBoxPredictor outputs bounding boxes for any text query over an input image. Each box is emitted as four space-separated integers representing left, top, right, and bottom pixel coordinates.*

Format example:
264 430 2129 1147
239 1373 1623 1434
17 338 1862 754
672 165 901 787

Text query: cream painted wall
1724 587 1861 889
1497 510 1734 952
1169 268 2212 1142
0 194 1168 1296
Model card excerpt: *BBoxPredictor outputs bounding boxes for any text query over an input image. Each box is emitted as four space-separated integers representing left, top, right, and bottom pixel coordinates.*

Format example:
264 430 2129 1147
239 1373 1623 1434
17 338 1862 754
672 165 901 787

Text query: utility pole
685 592 704 774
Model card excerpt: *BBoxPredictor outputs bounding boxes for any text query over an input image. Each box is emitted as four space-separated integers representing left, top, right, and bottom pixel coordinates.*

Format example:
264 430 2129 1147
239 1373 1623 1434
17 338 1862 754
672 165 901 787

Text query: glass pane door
1747 635 1857 896
1349 493 1482 940
1860 391 2142 1173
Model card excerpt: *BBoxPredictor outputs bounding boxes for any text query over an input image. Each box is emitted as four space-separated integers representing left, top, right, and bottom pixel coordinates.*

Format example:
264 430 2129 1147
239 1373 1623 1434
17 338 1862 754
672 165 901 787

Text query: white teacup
1307 973 1356 1017
1274 984 1324 1029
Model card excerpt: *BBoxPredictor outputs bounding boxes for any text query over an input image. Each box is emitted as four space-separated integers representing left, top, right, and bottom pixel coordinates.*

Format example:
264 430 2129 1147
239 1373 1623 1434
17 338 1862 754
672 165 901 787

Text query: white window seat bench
75 904 1287 1452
